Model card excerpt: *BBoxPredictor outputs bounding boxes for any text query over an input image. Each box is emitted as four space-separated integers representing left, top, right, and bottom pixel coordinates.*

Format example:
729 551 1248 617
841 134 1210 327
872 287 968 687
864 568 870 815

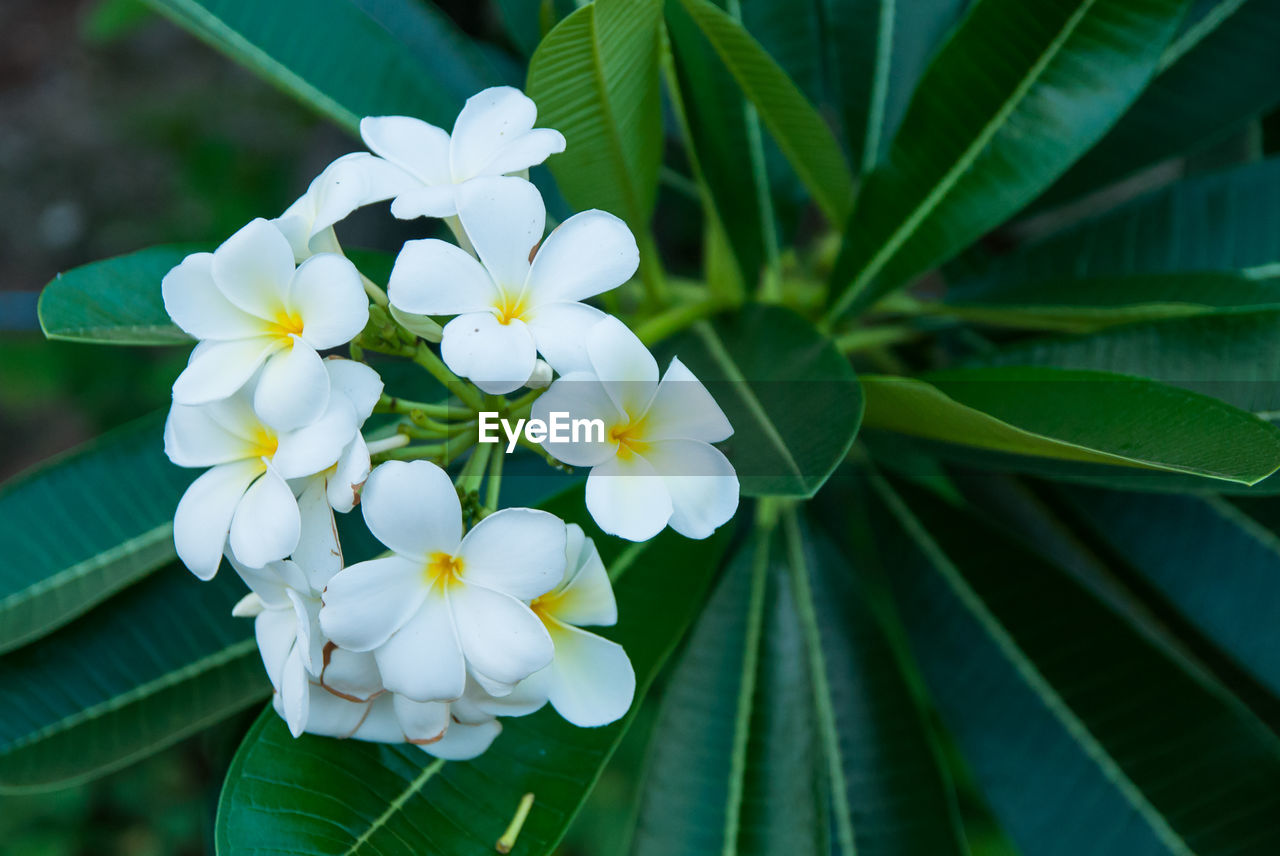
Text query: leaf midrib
833 0 1102 316
585 2 650 229
0 523 175 650
693 321 806 485
2 637 259 754
874 478 1199 856
143 0 360 133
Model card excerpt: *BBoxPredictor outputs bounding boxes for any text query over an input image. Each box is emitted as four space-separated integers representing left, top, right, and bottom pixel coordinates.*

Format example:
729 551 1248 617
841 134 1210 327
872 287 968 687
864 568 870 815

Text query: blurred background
0 1 529 853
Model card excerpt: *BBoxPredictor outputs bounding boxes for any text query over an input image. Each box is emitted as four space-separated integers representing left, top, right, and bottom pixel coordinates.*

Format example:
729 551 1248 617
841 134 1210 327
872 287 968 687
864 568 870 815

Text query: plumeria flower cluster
159 86 738 758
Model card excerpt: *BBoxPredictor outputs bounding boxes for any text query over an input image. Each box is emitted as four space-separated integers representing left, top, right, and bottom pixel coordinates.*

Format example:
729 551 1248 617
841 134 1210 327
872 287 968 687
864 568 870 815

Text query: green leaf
0 565 266 792
941 271 1280 333
870 476 1280 856
827 0 1191 318
823 0 969 172
1038 0 1280 209
215 490 732 856
0 413 193 655
1055 487 1280 701
665 0 769 287
658 304 863 498
142 0 503 133
674 0 854 225
859 367 1280 485
39 246 194 345
526 0 664 235
630 519 827 856
961 157 1280 287
969 309 1280 415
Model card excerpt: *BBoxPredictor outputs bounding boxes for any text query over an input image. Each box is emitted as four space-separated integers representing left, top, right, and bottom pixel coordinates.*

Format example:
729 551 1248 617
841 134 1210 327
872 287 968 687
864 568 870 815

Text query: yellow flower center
249 427 279 459
608 417 648 459
494 290 529 325
424 552 464 589
267 310 305 341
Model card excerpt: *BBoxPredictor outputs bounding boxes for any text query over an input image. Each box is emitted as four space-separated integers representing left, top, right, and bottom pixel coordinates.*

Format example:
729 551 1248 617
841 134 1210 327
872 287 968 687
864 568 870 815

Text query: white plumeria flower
229 555 330 738
292 688 505 760
388 175 638 394
533 316 739 542
291 358 383 530
520 524 635 727
163 218 369 431
356 86 565 222
165 374 360 578
319 460 564 703
273 152 410 263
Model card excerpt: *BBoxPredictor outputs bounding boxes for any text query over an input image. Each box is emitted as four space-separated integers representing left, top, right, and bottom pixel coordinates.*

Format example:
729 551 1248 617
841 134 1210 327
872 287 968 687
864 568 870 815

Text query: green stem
834 324 921 354
411 342 486 411
375 394 459 421
636 228 669 309
635 297 726 346
456 442 493 495
361 274 389 308
485 448 505 512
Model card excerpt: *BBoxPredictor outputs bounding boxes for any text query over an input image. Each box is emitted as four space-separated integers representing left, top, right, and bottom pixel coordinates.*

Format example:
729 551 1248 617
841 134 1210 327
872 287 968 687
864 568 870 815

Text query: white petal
450 584 554 687
360 116 452 184
211 218 296 318
321 647 384 703
454 176 543 292
350 695 407 743
454 677 547 722
584 453 672 542
271 396 356 479
526 211 638 304
325 357 384 422
162 252 263 340
327 434 370 513
642 440 739 539
293 478 343 587
392 695 451 744
419 718 501 761
164 401 254 468
547 526 616 627
457 508 564 601
374 591 467 702
232 592 264 618
449 86 538 180
387 238 497 316
440 313 535 395
390 184 459 220
360 461 462 560
287 587 325 674
253 340 331 432
470 128 566 178
280 646 311 737
525 301 606 377
531 371 623 467
231 556 300 608
228 467 300 568
254 607 297 690
542 619 635 727
645 357 734 443
308 152 413 235
303 690 373 739
173 459 262 579
587 316 658 417
171 338 278 406
319 555 427 651
289 253 369 349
